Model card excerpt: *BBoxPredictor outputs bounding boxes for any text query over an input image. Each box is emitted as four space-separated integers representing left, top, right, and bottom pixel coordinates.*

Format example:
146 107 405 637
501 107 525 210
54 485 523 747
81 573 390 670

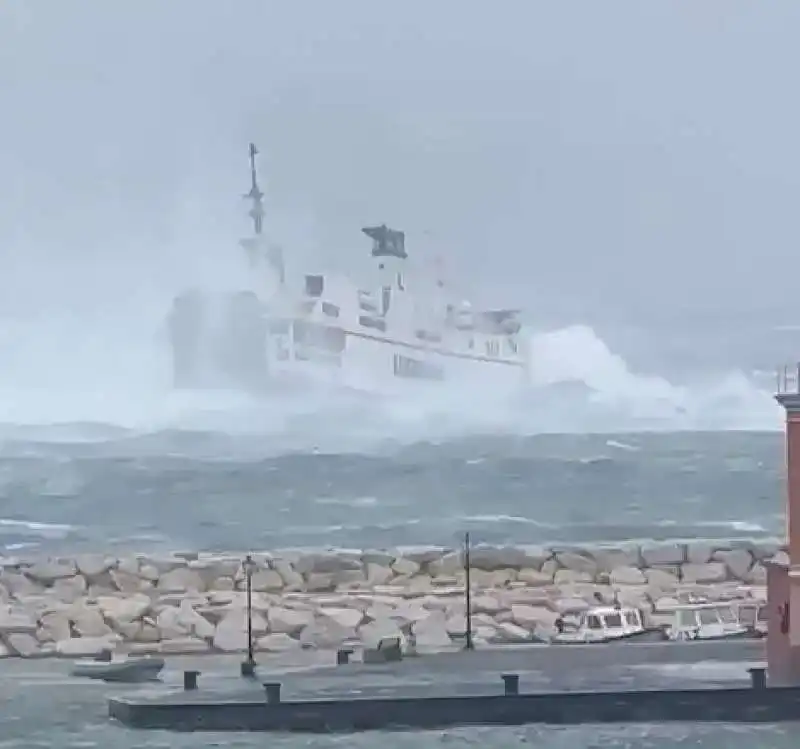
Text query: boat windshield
698 608 722 625
603 613 623 628
757 606 769 623
715 606 736 624
624 610 640 627
737 606 756 626
585 615 603 630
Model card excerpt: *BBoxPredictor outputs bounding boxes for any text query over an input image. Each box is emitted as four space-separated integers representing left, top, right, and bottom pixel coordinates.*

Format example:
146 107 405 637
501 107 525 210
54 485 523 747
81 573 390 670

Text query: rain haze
0 0 796 435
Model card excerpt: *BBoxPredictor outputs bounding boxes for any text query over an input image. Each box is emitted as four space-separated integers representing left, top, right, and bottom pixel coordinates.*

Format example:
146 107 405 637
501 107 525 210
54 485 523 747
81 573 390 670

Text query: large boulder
213 608 267 652
298 617 355 649
157 567 205 593
468 546 549 572
294 553 361 576
510 604 558 631
391 557 420 576
410 611 451 651
37 611 71 642
25 559 76 584
96 594 152 627
71 606 113 638
268 606 315 635
6 632 41 657
257 633 300 652
0 607 37 635
55 635 119 657
317 606 364 630
554 551 598 574
641 543 685 567
609 566 646 586
680 562 728 584
712 549 754 581
74 555 115 581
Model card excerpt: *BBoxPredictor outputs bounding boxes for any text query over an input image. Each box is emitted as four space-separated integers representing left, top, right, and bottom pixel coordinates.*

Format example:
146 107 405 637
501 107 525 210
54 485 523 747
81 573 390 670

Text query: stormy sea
0 322 796 747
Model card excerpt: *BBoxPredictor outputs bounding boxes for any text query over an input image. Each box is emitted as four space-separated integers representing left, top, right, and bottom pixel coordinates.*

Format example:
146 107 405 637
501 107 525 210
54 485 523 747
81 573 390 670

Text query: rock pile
0 540 777 658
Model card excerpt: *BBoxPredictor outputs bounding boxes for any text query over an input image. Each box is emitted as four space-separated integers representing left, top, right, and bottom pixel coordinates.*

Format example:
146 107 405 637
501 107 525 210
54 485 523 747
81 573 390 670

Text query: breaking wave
0 306 781 448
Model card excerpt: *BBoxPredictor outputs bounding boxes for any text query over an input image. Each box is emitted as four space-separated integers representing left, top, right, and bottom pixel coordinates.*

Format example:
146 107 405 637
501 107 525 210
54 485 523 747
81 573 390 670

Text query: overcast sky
2 1 799 329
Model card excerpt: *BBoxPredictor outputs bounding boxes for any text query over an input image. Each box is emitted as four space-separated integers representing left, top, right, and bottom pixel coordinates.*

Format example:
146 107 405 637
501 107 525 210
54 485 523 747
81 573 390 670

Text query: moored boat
69 651 164 683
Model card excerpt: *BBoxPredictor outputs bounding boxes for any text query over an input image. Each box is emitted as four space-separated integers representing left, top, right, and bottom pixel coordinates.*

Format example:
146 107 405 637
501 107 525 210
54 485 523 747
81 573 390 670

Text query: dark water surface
0 429 784 555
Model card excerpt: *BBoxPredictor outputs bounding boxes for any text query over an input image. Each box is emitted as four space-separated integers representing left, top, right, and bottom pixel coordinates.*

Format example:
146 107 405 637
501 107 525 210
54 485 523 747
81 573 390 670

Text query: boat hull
70 657 165 682
552 628 668 645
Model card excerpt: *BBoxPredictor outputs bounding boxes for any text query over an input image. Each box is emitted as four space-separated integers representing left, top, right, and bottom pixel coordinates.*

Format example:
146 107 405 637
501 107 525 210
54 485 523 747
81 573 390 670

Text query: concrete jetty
109 640 780 732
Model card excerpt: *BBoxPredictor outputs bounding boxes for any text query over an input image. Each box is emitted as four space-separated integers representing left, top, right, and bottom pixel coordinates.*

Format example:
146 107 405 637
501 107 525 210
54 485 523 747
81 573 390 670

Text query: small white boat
552 606 666 644
665 602 752 642
70 652 165 683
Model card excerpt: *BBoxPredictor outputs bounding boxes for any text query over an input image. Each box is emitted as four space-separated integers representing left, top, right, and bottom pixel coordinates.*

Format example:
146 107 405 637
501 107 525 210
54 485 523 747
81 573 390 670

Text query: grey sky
2 1 799 329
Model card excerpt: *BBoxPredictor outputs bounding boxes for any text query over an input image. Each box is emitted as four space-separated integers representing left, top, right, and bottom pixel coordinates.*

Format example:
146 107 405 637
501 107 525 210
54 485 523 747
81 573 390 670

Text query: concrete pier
109 640 777 732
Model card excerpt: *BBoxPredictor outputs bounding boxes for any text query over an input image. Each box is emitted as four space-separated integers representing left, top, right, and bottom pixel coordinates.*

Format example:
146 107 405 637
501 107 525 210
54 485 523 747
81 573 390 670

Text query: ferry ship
167 144 529 394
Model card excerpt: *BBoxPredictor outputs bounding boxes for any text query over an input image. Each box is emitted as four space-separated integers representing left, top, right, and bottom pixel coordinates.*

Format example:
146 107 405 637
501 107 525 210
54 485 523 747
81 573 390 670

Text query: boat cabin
735 601 768 636
666 602 748 641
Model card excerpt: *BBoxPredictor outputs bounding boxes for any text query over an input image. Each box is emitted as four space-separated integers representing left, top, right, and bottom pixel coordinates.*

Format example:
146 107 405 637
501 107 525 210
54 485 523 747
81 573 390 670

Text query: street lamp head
242 554 257 575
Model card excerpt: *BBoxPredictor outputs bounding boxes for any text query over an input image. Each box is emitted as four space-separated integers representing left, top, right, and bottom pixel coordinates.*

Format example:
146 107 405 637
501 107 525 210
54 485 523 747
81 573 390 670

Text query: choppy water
0 428 784 556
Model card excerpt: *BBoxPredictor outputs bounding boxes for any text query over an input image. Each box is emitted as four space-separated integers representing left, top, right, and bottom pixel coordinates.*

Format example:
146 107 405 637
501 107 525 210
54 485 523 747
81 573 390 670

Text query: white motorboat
665 602 753 642
70 652 165 683
552 606 666 644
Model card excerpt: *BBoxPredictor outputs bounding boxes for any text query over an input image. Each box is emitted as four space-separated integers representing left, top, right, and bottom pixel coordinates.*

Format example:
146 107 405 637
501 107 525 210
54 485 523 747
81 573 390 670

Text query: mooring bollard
183 670 200 691
264 682 282 704
337 648 353 665
748 667 767 690
502 673 519 696
240 660 256 678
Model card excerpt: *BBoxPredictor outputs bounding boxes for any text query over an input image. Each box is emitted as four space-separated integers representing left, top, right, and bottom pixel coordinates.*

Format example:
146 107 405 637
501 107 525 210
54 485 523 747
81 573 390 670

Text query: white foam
0 290 784 446
0 519 74 538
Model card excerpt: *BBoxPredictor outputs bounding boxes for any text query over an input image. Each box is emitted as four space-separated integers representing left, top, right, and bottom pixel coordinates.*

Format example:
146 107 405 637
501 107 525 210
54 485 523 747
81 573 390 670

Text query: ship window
757 606 769 623
305 275 324 298
322 302 340 318
293 321 345 353
586 615 602 630
677 610 696 628
603 613 623 628
359 315 386 333
624 611 639 626
485 340 500 356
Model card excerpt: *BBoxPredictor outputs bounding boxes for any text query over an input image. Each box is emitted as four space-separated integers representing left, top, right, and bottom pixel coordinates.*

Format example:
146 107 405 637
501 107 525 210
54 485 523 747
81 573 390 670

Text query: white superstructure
167 144 528 394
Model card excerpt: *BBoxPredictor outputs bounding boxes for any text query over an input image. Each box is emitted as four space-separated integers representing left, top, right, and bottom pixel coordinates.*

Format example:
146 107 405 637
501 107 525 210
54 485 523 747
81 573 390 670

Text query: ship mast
245 142 265 236
239 142 285 285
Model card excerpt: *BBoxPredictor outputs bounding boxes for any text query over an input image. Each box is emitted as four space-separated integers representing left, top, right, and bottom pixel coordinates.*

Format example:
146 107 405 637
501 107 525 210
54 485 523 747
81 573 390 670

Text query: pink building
769 373 800 684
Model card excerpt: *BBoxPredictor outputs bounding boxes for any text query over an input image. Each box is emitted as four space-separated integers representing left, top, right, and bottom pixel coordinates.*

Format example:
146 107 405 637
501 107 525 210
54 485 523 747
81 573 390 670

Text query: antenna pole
463 531 474 651
246 142 265 236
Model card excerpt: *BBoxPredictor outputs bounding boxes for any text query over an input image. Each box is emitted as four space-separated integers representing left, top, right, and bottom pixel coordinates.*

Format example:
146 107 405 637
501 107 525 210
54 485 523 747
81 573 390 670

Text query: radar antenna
245 142 265 236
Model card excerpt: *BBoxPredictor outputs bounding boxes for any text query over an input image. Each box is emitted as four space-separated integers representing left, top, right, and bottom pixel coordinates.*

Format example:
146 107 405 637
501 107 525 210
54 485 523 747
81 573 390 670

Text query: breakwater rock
0 540 778 658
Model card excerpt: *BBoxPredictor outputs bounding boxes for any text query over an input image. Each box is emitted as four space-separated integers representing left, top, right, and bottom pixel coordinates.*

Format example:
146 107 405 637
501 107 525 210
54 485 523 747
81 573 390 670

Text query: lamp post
240 554 257 677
